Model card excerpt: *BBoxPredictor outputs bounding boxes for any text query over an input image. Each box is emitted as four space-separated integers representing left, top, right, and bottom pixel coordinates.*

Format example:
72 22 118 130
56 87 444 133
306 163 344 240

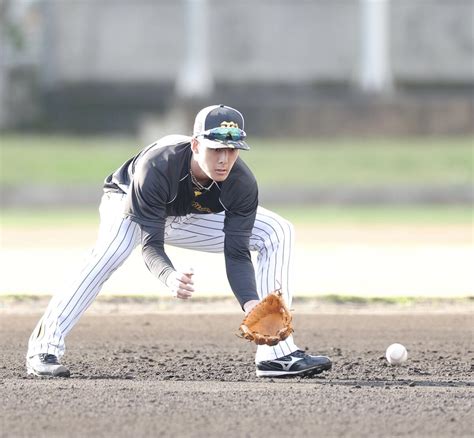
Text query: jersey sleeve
124 157 175 285
124 158 170 227
140 225 175 286
221 168 260 307
222 162 258 236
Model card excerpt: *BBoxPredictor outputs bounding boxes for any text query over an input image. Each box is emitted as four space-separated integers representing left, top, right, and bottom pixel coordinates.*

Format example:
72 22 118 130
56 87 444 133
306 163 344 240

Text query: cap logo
220 121 239 129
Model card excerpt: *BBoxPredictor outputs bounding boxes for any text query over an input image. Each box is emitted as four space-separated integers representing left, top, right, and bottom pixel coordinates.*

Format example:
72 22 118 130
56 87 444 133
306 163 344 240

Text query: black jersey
103 135 259 305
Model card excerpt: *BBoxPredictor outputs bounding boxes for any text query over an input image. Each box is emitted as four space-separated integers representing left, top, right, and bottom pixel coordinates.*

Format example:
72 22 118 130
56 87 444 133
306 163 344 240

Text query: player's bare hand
167 268 195 299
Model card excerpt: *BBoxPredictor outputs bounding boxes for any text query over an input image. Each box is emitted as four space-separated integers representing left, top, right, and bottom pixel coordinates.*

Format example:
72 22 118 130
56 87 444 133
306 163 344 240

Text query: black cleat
256 350 332 377
26 354 70 377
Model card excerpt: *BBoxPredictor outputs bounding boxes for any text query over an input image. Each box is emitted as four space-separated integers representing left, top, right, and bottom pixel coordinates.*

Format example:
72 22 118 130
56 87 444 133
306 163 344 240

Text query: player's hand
167 268 195 299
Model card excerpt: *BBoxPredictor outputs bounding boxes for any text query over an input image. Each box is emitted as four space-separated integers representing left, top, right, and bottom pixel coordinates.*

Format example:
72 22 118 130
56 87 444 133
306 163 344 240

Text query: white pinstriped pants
27 193 299 363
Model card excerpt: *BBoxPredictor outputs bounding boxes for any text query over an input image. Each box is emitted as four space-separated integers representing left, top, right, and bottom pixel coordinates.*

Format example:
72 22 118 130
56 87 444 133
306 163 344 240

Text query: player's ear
191 138 200 154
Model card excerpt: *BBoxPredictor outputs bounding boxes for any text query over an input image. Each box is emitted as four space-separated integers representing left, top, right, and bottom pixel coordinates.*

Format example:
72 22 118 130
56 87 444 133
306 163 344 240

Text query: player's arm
140 224 174 284
224 229 259 308
221 164 260 309
124 158 194 298
223 185 260 308
140 225 194 299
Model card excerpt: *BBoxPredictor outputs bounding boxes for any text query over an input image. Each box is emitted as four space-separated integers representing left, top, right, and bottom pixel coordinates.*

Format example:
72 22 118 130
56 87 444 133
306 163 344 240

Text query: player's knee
270 215 295 246
285 218 295 238
282 218 295 243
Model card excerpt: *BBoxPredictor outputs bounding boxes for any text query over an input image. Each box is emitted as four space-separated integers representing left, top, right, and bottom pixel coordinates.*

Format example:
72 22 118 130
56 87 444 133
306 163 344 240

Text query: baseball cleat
26 354 70 377
256 350 332 377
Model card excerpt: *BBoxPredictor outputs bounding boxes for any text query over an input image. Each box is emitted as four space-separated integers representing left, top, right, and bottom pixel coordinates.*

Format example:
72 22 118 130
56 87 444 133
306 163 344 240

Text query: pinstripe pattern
27 195 299 362
164 207 298 362
28 194 141 359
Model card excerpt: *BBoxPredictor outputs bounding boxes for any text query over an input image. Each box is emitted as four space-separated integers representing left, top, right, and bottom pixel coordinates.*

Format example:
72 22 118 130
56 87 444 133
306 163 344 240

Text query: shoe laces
290 350 308 358
274 350 307 361
39 353 59 364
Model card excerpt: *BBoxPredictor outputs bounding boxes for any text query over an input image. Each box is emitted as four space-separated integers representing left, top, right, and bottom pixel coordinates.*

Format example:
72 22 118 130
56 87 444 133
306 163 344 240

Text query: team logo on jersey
192 201 212 213
220 121 239 129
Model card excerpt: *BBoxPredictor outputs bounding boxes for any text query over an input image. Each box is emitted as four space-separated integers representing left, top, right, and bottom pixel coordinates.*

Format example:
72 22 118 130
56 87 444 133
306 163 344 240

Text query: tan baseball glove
238 291 293 346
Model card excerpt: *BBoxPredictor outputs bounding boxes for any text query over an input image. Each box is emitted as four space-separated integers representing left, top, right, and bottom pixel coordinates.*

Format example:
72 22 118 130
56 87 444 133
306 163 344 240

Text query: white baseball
385 343 408 365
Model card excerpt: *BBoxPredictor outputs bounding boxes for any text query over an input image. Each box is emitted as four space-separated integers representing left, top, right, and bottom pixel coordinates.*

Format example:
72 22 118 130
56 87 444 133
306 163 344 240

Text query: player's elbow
224 234 251 261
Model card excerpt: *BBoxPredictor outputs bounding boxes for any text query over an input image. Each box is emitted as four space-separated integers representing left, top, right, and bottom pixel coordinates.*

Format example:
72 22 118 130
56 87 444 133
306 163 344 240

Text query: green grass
1 134 472 186
247 137 473 186
0 134 141 185
1 205 471 227
269 205 473 225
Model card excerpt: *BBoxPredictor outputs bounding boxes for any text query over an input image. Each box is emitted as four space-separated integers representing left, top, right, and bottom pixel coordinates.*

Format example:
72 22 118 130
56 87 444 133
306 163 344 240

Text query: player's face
192 139 240 182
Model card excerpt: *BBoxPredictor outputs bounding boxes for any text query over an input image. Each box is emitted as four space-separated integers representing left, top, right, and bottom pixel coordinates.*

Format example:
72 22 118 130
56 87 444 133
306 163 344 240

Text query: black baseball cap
193 104 250 150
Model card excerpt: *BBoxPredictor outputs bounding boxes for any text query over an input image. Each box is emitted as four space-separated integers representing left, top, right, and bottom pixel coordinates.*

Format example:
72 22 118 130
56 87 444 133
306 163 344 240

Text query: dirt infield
0 309 472 437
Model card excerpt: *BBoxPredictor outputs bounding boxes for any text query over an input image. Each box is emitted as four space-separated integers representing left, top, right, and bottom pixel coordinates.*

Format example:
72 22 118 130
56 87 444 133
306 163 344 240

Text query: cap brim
199 138 250 151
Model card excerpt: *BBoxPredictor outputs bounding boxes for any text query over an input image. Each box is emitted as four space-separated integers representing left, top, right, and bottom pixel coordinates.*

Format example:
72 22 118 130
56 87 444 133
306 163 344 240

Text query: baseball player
26 105 332 378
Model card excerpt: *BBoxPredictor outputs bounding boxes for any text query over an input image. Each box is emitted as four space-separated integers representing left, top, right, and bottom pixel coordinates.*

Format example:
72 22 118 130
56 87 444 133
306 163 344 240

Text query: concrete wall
392 1 474 82
2 0 473 133
38 0 473 86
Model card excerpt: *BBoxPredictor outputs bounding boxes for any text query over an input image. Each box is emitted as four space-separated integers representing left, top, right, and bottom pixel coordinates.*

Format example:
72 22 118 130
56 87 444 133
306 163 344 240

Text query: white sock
254 335 299 364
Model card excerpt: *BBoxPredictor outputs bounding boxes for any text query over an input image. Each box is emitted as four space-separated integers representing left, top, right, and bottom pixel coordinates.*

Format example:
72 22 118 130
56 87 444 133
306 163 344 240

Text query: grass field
1 134 472 186
1 205 472 226
1 134 472 227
